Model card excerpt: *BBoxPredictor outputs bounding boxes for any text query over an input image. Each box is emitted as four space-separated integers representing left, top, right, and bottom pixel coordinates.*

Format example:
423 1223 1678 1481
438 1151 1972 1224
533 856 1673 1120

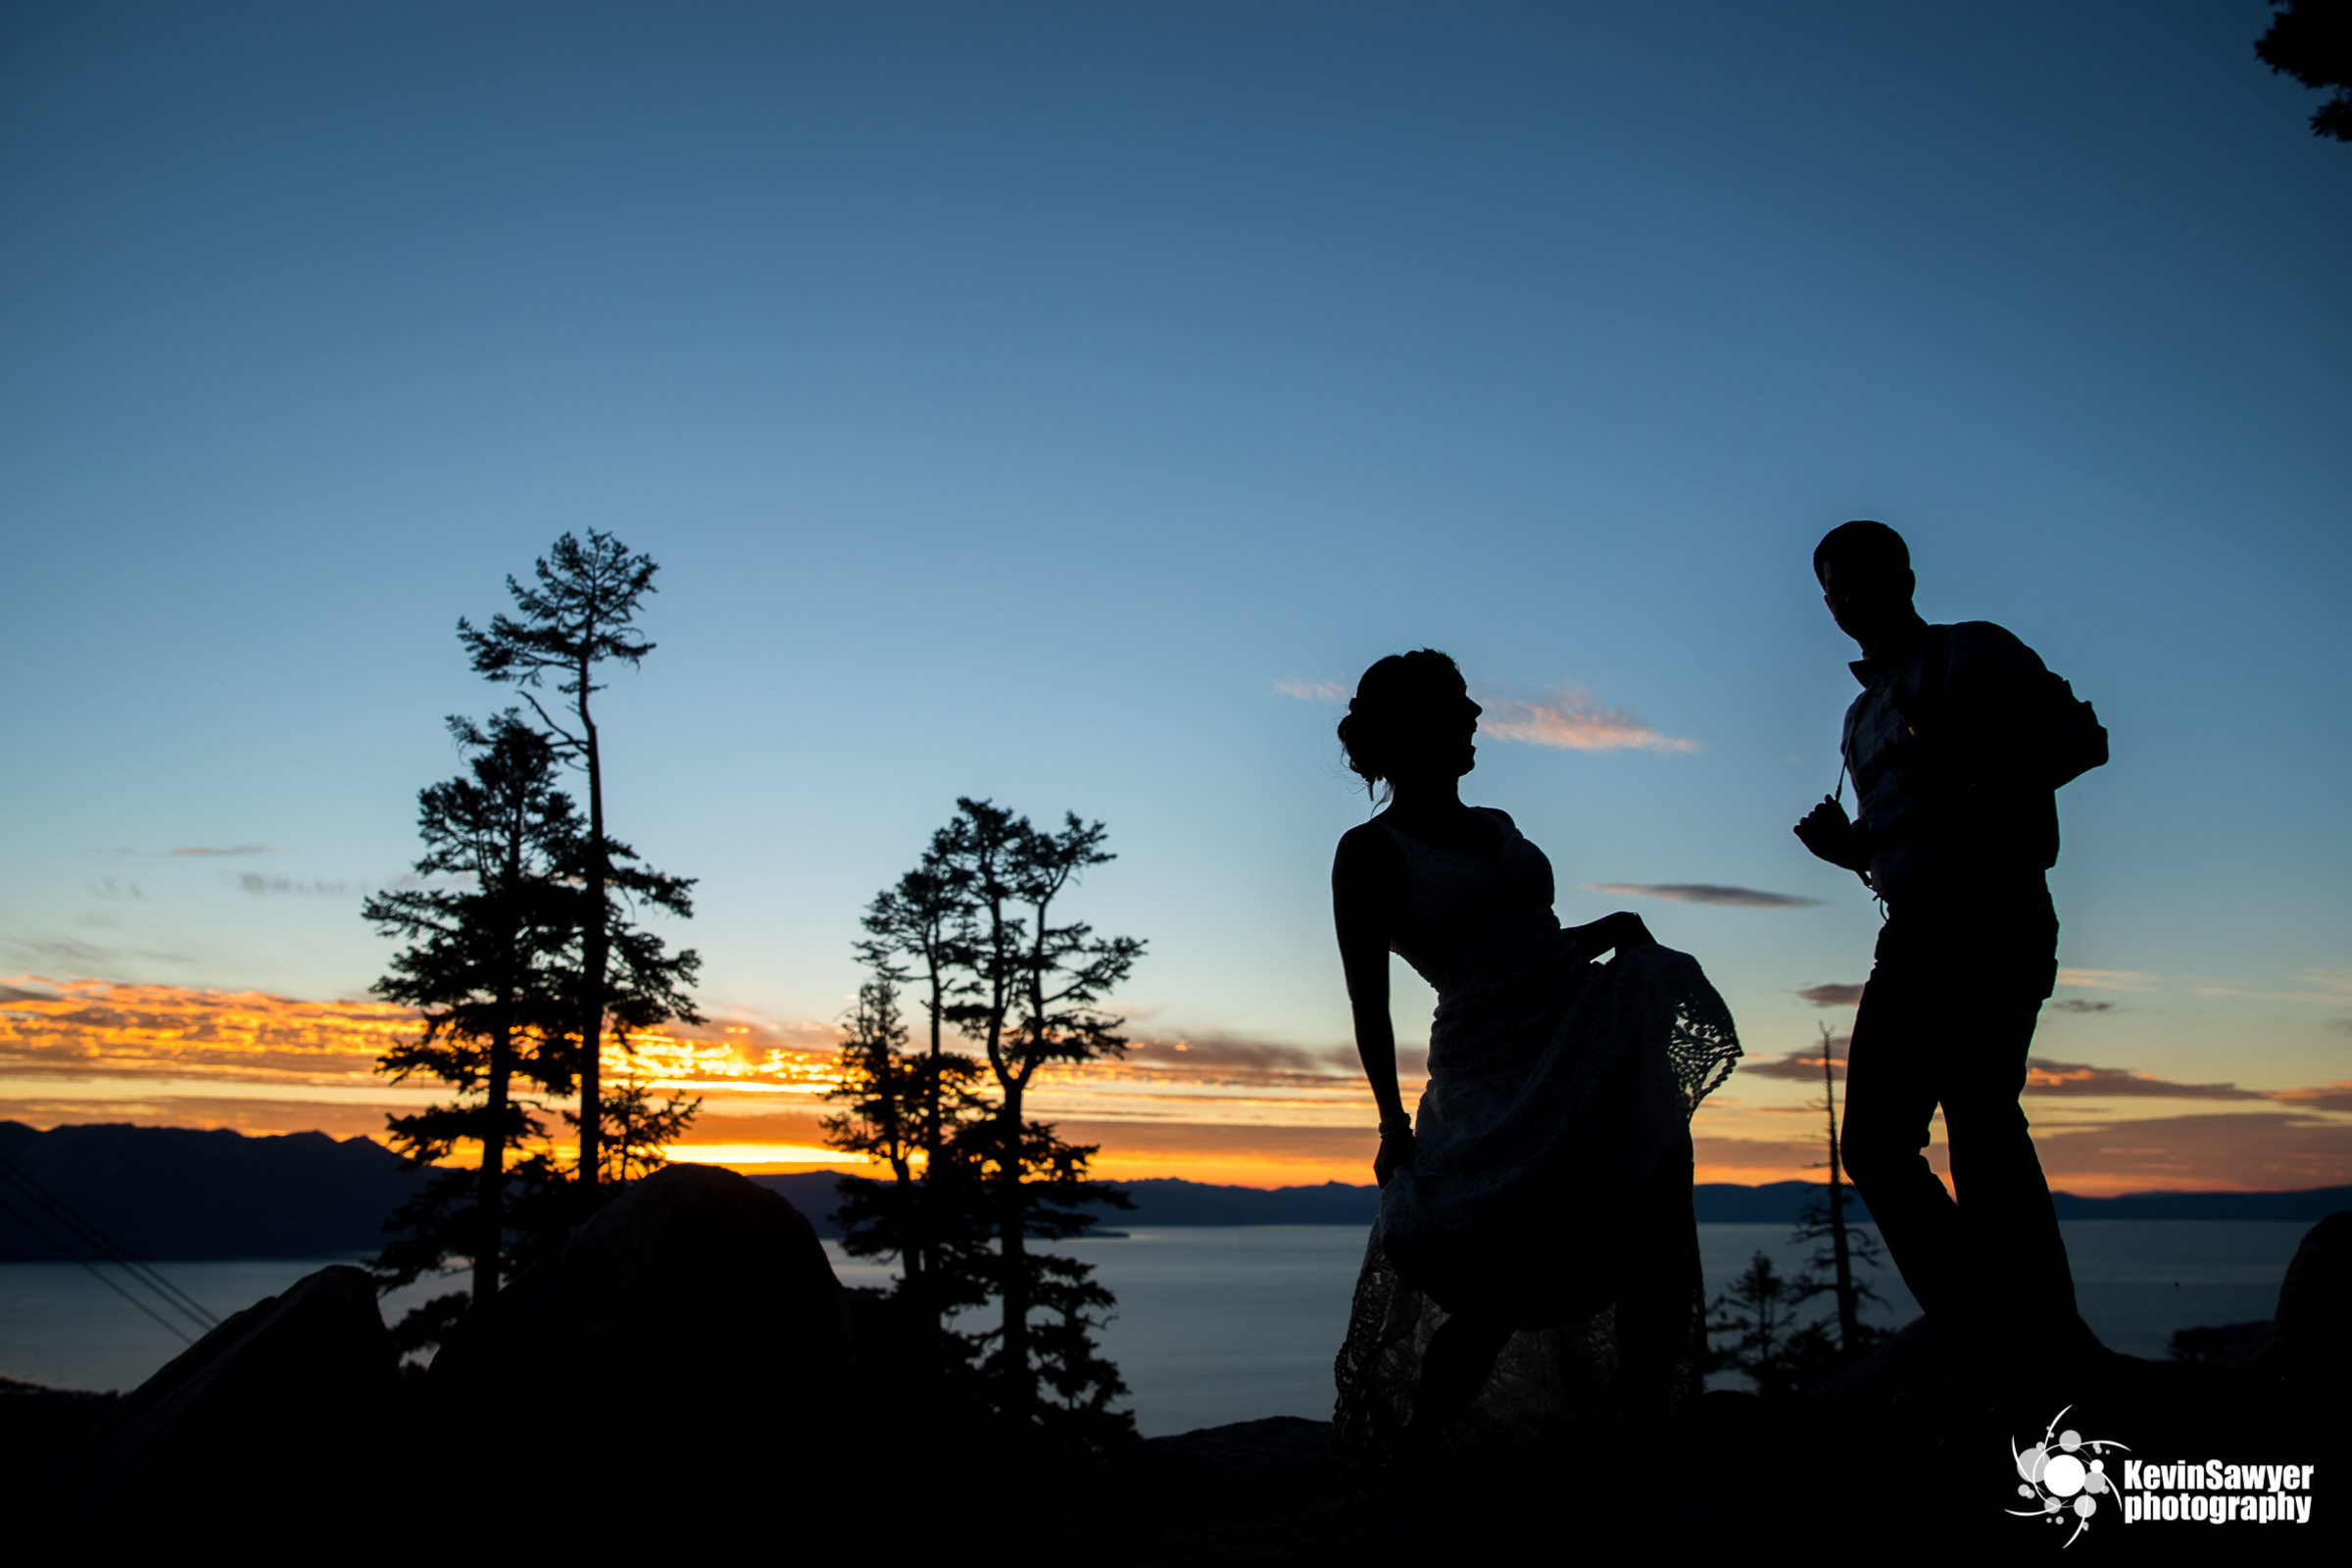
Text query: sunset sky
4 3 2347 1195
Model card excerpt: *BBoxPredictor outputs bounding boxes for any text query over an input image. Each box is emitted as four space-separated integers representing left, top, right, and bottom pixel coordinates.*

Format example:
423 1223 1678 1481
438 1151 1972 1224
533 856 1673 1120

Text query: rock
1122 1415 1339 1490
1803 1312 1959 1402
2247 1209 2352 1380
0 1379 120 1507
430 1164 856 1471
24 1264 398 1535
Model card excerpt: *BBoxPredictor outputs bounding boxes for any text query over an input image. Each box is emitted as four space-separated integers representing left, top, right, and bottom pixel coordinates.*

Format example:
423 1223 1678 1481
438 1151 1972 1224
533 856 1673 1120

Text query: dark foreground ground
6 1167 2345 1559
1009 1354 2346 1563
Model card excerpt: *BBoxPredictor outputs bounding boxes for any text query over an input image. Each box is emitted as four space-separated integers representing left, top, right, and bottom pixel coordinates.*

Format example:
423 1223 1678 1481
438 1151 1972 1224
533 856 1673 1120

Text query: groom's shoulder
1936 619 2048 671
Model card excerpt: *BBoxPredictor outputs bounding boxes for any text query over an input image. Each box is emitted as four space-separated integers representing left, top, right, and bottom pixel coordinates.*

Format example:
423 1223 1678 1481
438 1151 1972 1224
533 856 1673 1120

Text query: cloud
171 845 277 858
2054 967 2157 992
0 975 420 1082
236 874 352 898
1742 1036 1849 1082
2328 1020 2352 1036
87 877 145 902
2048 999 2117 1014
1797 983 1864 1007
1278 675 1698 755
2025 1111 2352 1194
1584 882 1822 909
1740 1049 2289 1102
1115 1033 1423 1086
1476 689 1698 754
2023 1058 2268 1101
2268 1082 2352 1113
3 936 117 967
2188 968 2352 1005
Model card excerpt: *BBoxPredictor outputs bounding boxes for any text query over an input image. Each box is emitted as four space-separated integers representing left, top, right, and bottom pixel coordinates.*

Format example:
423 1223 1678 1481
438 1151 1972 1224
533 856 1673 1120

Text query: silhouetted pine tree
549 821 704 1192
854 840 980 1303
828 799 1143 1447
570 1069 702 1185
1788 1021 1887 1356
1705 1252 1805 1396
363 712 580 1350
2257 0 2352 141
460 529 683 1189
1705 1028 1892 1396
823 974 992 1393
941 799 1142 1446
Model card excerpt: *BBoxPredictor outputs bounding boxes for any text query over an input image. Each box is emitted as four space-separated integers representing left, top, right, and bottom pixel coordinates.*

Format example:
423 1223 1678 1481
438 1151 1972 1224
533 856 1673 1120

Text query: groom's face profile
1817 555 1915 651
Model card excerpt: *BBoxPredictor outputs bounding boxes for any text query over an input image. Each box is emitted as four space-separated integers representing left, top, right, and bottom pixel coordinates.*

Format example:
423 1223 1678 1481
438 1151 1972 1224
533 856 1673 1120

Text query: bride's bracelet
1377 1111 1413 1139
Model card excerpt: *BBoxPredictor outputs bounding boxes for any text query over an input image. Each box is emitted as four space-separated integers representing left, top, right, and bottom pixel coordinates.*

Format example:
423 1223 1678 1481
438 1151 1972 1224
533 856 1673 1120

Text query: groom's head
1814 519 1915 648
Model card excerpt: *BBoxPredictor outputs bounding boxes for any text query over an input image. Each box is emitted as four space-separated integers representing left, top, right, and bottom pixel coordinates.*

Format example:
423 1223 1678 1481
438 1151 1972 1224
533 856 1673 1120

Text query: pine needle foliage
459 529 682 1187
362 712 581 1348
828 798 1145 1450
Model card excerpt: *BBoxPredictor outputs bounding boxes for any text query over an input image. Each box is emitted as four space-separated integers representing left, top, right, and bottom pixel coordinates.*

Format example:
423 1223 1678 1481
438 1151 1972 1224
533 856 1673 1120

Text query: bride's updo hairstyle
1337 648 1465 800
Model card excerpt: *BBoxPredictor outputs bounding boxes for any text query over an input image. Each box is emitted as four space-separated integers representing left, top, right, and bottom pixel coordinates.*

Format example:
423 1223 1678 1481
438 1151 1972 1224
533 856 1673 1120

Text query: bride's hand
1374 1127 1415 1187
1613 912 1654 949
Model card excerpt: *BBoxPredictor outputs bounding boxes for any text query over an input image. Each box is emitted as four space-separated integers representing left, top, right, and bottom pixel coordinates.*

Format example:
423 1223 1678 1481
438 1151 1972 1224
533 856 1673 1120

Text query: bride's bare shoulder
1333 817 1404 877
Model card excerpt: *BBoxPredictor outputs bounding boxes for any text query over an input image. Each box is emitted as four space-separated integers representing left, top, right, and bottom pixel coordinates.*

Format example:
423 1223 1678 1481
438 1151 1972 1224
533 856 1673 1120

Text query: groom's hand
1794 797 1862 869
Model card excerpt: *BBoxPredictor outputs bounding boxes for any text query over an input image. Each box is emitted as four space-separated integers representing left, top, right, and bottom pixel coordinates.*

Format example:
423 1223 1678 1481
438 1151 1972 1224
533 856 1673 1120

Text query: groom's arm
1795 796 1870 872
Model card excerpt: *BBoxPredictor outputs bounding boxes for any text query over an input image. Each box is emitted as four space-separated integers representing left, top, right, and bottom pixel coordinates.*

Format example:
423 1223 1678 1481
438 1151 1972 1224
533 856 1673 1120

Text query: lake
0 1220 2310 1437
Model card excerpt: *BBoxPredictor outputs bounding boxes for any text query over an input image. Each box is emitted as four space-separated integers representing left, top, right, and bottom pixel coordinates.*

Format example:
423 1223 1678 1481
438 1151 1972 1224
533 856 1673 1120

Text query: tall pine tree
458 530 695 1188
943 799 1142 1445
826 798 1144 1447
364 712 579 1348
853 839 982 1313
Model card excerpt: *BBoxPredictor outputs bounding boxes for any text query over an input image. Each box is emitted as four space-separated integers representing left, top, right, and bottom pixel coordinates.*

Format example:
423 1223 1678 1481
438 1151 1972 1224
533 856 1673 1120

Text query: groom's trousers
1838 876 2082 1358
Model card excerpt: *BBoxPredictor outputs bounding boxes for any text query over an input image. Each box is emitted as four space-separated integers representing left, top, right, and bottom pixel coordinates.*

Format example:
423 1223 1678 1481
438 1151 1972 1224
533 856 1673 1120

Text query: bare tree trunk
474 1006 511 1305
908 939 944 1292
996 1088 1028 1418
576 667 607 1191
1823 1025 1857 1350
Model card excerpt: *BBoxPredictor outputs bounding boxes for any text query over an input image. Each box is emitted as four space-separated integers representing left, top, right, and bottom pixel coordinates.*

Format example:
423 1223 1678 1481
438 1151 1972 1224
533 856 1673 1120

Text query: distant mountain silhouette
3 1125 2345 1262
0 1121 427 1262
751 1170 2352 1235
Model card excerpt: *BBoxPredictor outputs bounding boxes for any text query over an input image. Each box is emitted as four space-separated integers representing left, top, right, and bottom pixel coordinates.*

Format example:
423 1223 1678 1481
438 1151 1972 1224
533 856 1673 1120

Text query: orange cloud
0 976 416 1084
10 975 2348 1193
2026 1111 2352 1195
1477 689 1697 754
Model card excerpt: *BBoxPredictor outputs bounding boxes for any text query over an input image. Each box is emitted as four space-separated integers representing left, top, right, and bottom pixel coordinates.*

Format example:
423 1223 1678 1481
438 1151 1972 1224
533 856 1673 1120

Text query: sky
3 2 2347 1193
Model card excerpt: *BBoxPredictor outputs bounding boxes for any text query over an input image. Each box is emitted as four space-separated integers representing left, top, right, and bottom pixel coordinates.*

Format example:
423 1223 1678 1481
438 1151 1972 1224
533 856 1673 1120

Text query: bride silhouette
1328 650 1740 1460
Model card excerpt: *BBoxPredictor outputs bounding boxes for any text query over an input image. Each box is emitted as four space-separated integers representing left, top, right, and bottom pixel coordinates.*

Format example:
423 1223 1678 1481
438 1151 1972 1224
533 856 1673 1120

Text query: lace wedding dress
1331 808 1740 1463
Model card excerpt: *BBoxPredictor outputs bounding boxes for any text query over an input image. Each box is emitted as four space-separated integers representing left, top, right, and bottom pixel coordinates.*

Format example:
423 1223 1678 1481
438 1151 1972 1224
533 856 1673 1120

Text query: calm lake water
0 1221 2310 1437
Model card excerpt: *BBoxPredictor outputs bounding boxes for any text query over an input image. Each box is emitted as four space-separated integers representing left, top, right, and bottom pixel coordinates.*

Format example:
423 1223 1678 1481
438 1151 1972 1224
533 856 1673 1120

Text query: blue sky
3 2 2346 1184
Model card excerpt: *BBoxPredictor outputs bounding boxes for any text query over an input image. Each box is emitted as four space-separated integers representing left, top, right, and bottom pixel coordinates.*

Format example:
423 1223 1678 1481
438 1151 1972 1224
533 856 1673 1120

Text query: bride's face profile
1342 649 1481 800
1391 678 1481 786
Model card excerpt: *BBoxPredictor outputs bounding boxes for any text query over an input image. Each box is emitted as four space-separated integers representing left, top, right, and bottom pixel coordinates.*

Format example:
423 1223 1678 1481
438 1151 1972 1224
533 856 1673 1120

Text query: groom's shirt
1840 620 2064 904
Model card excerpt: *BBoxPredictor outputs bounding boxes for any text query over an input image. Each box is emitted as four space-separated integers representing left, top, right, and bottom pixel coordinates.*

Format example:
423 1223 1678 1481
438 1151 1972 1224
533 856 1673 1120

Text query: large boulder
2248 1209 2352 1381
24 1264 399 1535
431 1164 856 1463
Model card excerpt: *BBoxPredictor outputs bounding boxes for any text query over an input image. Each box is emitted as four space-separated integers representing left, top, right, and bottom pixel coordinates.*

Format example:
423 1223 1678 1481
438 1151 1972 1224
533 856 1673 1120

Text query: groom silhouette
1794 520 2107 1382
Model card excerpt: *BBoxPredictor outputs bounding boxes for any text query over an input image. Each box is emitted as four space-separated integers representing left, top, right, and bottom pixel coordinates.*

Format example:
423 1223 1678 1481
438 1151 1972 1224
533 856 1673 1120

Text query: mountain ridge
3 1121 2344 1258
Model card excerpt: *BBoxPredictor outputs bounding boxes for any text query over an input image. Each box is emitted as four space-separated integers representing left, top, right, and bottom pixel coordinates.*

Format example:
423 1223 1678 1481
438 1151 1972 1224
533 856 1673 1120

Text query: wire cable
0 1155 220 1330
0 1186 194 1348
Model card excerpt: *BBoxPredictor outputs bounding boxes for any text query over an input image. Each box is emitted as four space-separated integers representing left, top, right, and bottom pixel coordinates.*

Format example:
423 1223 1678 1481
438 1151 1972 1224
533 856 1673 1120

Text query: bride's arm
1563 910 1655 955
1333 825 1414 1185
